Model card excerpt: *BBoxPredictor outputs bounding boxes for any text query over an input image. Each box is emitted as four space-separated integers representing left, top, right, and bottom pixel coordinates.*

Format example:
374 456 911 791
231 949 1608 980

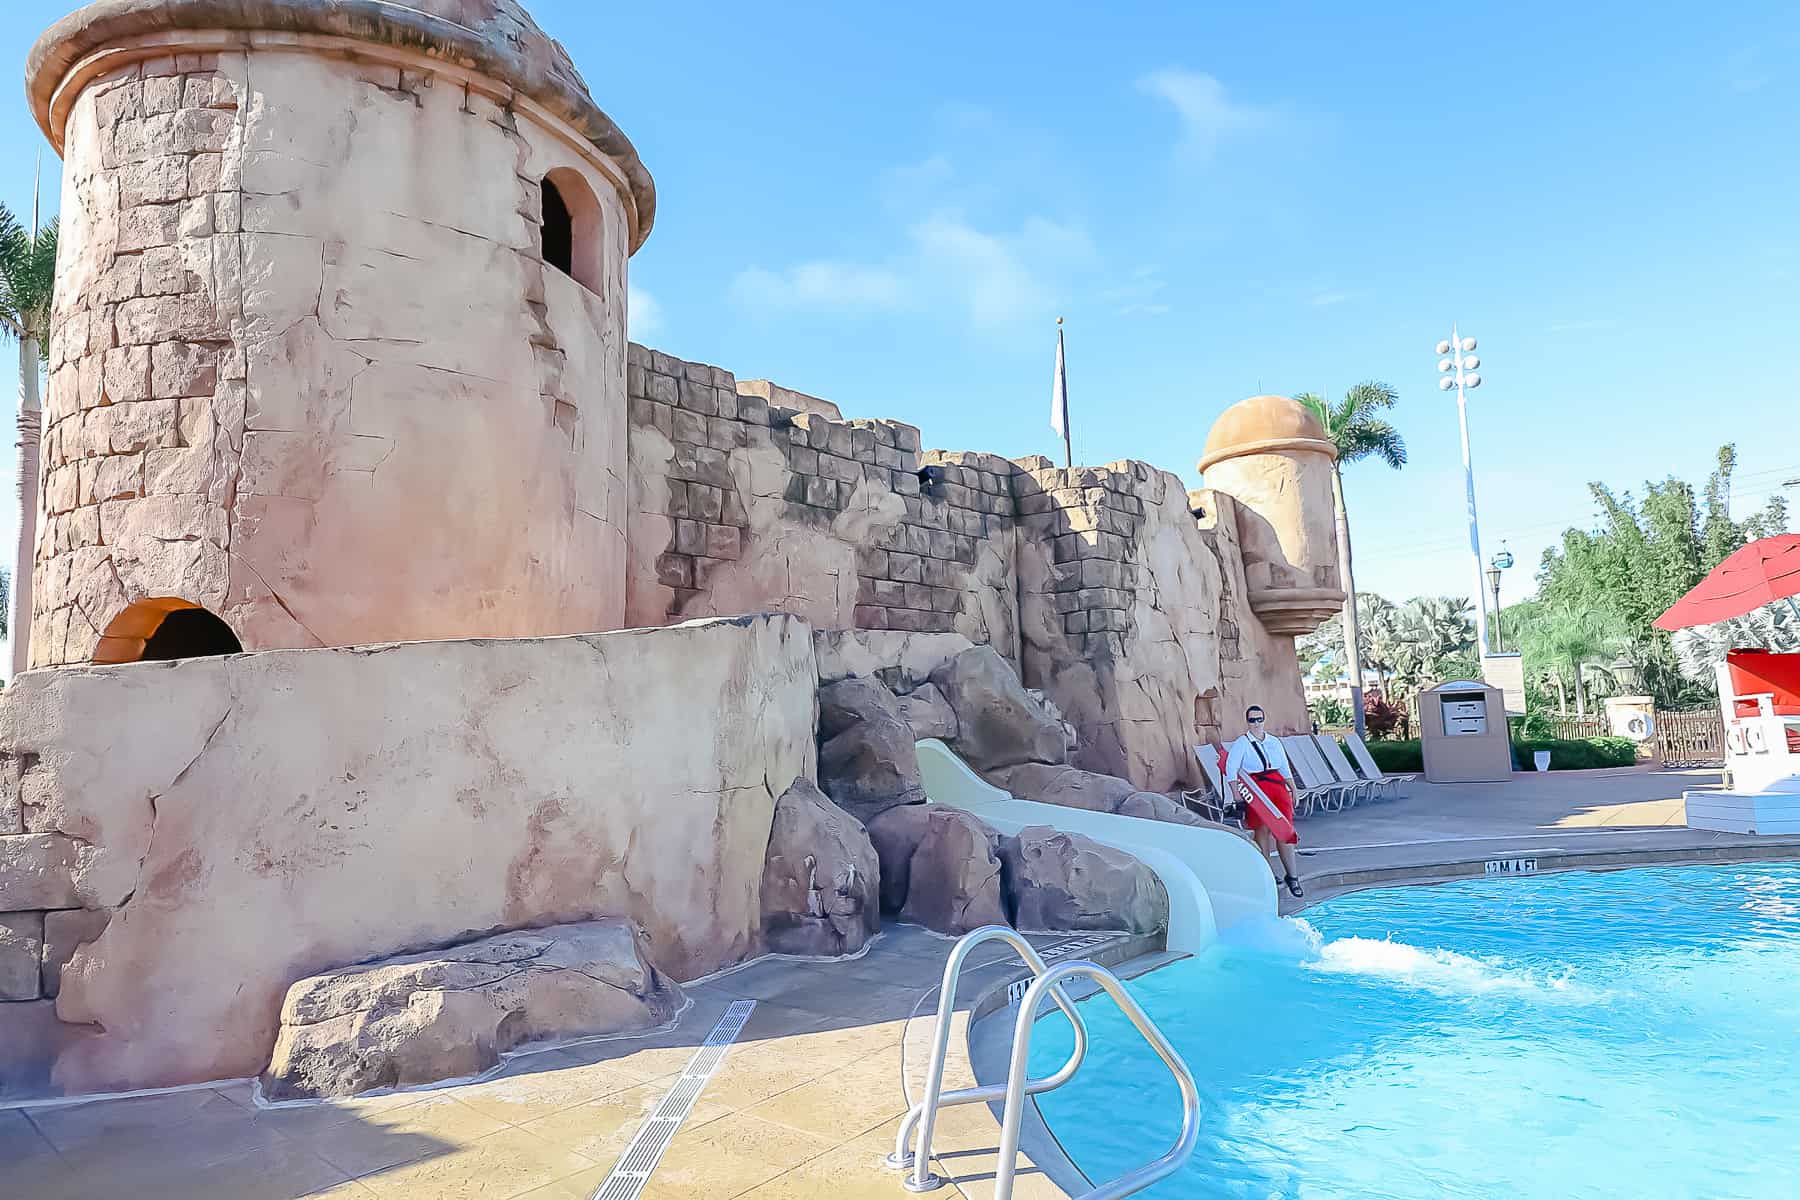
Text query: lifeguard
1224 705 1304 897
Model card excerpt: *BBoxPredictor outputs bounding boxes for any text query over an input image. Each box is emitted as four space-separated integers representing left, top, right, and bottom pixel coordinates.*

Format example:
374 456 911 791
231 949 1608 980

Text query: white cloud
730 211 1095 334
628 285 663 340
1309 291 1348 307
1137 68 1274 159
731 261 910 311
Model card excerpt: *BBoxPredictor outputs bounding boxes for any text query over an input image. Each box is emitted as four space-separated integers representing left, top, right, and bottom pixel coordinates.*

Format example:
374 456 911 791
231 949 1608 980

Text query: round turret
1199 396 1344 636
23 0 652 668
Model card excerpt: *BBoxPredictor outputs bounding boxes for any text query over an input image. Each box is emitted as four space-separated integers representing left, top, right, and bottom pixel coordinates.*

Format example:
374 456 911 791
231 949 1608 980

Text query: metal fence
1655 707 1726 767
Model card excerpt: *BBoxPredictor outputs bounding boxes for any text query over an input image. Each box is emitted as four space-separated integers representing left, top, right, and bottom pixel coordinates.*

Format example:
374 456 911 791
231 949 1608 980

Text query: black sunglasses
1248 715 1265 723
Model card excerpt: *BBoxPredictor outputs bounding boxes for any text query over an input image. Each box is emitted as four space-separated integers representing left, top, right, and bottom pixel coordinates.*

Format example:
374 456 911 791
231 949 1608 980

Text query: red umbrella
1654 535 1800 631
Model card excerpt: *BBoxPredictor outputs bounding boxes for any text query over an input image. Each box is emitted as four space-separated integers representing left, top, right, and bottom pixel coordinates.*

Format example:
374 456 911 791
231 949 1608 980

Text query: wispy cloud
731 210 1095 333
628 285 663 339
1136 68 1274 160
1309 291 1348 308
732 262 910 311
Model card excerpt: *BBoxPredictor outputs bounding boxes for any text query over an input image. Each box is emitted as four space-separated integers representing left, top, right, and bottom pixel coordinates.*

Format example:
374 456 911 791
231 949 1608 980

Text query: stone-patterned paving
1 925 1093 1199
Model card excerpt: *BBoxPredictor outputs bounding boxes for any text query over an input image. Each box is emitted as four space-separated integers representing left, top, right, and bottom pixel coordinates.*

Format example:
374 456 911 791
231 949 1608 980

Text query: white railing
890 926 1201 1198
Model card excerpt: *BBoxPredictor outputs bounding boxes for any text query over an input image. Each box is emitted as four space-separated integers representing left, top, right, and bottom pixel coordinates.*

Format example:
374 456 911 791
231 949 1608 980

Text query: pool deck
1291 765 1800 908
1 925 1139 1200
9 767 1800 1199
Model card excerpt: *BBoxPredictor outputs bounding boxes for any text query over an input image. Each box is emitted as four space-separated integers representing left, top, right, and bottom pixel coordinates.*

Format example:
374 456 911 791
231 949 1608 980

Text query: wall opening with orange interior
92 598 243 665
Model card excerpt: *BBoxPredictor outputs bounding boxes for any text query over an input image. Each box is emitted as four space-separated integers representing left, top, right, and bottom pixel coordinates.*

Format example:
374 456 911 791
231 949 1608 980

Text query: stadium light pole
1437 328 1491 658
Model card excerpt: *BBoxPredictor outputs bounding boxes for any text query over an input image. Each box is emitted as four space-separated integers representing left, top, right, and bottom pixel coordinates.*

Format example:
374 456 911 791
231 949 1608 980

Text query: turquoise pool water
1029 863 1800 1199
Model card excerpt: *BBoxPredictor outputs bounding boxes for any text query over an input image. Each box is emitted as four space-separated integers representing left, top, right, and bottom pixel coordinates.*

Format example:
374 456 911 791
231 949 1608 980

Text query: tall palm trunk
10 337 38 677
1552 672 1567 715
1329 465 1367 736
1572 660 1587 719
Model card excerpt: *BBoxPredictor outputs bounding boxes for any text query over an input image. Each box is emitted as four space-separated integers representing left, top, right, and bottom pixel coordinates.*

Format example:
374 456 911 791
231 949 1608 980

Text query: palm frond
0 204 56 346
1339 417 1406 468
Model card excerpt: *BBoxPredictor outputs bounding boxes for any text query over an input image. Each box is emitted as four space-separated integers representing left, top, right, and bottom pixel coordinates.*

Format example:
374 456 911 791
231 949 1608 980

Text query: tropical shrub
1355 735 1637 774
1363 694 1402 740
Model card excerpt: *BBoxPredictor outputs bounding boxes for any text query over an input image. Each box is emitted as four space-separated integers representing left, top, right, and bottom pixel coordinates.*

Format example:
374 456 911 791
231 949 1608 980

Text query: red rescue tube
1239 768 1298 844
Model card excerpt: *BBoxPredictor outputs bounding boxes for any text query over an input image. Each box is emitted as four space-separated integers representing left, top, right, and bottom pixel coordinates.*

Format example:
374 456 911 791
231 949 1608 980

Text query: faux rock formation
1117 791 1204 827
1000 827 1168 935
983 763 1202 826
931 646 1067 770
261 920 681 1100
896 683 959 741
867 803 933 914
761 779 880 957
983 763 1137 814
816 676 925 821
819 677 897 740
899 808 1007 936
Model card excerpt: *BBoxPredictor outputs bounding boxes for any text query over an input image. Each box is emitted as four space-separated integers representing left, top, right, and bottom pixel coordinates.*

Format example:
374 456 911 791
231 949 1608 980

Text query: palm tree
1297 382 1406 736
1520 605 1623 719
0 194 58 676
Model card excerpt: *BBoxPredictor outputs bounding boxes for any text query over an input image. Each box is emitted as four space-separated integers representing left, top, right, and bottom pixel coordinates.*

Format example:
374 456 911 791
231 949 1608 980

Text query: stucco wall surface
0 615 814 1098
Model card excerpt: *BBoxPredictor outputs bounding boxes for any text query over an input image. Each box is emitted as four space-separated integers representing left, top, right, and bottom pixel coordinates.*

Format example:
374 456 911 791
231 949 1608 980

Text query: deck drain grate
587 999 757 1200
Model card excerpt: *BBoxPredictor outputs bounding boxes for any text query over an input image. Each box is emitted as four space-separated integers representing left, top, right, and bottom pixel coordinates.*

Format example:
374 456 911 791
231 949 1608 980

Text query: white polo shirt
1224 731 1290 783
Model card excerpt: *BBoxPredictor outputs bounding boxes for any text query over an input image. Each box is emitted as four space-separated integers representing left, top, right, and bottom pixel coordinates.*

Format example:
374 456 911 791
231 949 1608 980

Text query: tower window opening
541 178 574 278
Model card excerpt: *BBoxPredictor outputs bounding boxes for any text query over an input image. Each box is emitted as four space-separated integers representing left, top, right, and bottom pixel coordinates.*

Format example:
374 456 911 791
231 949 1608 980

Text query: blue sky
3 0 1798 662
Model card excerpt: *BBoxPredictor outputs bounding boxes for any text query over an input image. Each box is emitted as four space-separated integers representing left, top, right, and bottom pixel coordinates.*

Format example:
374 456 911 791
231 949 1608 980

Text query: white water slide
914 739 1277 954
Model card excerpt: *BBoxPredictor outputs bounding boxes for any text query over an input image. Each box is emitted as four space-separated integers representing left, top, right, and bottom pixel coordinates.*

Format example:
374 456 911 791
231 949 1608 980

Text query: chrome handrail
996 961 1201 1200
889 925 1090 1193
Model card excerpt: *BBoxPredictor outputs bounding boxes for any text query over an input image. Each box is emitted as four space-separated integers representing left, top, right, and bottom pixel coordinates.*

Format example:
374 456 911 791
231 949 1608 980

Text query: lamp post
1487 544 1514 652
1437 327 1490 658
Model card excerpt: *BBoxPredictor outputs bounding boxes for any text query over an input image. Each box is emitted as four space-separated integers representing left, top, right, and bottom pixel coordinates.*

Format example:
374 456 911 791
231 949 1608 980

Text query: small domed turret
1199 396 1344 635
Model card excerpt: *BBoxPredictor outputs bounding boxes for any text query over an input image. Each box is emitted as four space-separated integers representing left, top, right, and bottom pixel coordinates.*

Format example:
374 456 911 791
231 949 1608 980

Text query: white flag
1051 326 1068 439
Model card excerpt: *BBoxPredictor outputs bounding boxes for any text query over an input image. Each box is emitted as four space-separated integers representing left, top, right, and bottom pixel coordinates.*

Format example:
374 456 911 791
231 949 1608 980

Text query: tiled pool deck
1 926 1124 1200
10 767 1800 1200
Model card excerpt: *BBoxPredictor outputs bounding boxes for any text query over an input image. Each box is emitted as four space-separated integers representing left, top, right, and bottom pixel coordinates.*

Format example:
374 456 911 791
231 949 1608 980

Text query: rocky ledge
261 919 680 1100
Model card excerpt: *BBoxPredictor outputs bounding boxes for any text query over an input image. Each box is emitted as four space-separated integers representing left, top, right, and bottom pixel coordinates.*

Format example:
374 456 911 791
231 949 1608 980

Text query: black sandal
1284 874 1304 898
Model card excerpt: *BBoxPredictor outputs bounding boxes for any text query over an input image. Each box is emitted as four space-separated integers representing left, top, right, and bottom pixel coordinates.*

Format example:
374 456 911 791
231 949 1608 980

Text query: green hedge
1353 735 1637 774
1512 736 1638 771
1362 739 1424 772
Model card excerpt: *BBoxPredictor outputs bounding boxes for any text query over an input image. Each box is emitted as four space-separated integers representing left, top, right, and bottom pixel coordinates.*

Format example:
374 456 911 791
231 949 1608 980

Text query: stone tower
23 0 654 667
1197 395 1345 636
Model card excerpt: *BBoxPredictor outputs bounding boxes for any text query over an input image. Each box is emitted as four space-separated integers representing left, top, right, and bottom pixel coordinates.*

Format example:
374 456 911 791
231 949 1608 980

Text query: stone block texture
623 346 1311 792
32 44 633 666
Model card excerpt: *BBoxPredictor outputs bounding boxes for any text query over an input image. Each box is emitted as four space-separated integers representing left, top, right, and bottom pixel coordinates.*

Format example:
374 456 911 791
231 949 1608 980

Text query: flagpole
1055 317 1072 468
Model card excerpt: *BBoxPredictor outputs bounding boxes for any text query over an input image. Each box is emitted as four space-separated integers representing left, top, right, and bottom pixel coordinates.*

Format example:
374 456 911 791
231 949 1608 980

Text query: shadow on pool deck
1 924 1118 1199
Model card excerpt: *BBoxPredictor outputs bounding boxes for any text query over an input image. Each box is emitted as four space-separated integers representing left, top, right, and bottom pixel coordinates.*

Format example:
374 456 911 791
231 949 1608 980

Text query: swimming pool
1028 863 1800 1199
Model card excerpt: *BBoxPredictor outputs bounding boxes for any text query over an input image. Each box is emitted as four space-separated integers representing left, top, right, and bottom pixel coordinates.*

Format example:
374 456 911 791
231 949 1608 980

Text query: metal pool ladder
887 925 1201 1199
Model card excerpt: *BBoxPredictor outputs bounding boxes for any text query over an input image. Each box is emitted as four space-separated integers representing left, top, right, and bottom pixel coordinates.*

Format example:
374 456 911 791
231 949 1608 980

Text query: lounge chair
1343 731 1416 797
1192 742 1321 820
1312 734 1383 804
1182 746 1238 824
1279 736 1362 812
1188 741 1317 827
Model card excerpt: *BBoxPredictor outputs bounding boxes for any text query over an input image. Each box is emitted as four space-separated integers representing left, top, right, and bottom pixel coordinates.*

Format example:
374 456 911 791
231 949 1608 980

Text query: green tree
1385 595 1477 704
1297 382 1406 738
1535 445 1787 707
1 199 58 676
1518 604 1625 718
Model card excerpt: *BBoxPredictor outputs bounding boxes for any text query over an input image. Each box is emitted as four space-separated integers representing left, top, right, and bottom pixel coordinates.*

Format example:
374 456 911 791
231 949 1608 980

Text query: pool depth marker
589 999 757 1200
